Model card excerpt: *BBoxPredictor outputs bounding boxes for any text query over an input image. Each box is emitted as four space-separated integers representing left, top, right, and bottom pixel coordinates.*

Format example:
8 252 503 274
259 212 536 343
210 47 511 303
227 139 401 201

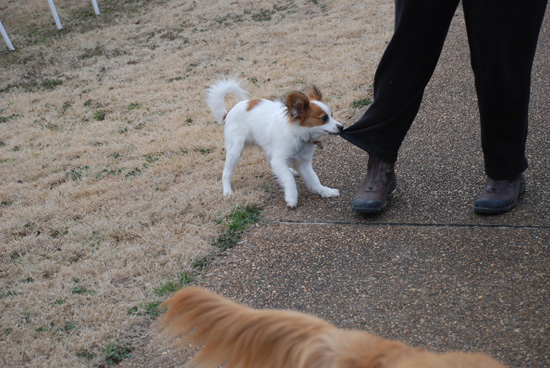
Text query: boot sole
474 201 518 215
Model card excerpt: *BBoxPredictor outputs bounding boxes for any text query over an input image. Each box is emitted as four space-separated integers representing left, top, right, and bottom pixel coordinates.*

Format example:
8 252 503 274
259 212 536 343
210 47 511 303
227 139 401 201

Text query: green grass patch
0 114 22 123
72 286 95 295
153 271 193 296
96 167 124 179
76 350 95 361
62 101 73 112
134 121 147 130
128 103 142 111
58 322 77 334
67 166 90 181
80 44 105 59
36 325 53 333
50 227 69 238
104 343 132 365
352 98 372 108
144 301 165 316
144 154 159 163
197 148 213 155
41 79 64 90
1 290 16 299
213 205 261 250
127 301 167 316
125 167 142 178
192 257 210 271
93 110 107 121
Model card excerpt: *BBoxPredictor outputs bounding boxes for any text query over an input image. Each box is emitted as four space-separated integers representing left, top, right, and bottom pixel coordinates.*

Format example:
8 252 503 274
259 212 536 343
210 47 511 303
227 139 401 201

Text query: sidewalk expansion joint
268 220 550 230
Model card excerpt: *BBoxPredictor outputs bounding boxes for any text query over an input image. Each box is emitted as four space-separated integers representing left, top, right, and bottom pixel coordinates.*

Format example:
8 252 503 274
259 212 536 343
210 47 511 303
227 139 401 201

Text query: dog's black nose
337 124 344 132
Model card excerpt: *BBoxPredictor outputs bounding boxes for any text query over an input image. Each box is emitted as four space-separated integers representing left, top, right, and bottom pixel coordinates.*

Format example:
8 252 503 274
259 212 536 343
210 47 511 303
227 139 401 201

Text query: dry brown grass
0 0 393 366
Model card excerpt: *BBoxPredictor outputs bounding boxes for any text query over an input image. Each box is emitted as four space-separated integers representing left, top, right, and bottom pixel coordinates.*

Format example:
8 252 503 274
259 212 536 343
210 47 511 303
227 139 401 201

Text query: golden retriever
160 287 507 368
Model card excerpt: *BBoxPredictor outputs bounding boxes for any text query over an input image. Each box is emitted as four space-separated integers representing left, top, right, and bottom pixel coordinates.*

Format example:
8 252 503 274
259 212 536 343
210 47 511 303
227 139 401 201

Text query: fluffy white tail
206 78 249 124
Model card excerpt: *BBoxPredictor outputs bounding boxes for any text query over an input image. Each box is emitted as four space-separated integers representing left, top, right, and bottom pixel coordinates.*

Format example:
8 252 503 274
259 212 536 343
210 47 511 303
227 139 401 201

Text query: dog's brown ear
304 85 323 101
286 91 310 122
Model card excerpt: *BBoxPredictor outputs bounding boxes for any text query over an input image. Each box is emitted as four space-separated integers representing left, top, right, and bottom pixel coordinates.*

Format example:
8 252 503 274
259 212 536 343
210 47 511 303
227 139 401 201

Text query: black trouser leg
340 0 460 163
462 0 547 180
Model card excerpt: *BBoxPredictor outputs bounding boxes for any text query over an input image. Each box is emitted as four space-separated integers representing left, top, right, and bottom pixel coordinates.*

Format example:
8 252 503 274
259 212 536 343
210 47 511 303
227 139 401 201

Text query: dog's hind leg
222 138 245 196
270 158 298 207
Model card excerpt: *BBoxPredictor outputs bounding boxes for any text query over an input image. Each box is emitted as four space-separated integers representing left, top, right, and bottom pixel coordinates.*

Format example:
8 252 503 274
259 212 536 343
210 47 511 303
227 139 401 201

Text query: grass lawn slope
0 0 393 366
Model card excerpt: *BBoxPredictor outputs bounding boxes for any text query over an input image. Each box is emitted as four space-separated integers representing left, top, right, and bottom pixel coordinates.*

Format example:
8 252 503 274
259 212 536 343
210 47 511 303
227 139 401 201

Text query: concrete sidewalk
122 7 549 368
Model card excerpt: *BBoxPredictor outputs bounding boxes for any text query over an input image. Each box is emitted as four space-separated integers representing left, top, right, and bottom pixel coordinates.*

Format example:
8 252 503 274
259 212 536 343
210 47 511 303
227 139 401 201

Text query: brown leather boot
352 156 396 214
474 174 526 214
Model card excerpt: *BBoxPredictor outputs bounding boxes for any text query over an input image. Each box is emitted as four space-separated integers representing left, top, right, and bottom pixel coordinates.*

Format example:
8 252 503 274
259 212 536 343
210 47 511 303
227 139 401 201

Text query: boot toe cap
352 199 384 214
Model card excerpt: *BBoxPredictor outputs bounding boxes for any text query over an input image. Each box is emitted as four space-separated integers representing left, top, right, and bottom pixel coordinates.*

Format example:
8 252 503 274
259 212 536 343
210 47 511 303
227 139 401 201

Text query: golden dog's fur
160 287 507 368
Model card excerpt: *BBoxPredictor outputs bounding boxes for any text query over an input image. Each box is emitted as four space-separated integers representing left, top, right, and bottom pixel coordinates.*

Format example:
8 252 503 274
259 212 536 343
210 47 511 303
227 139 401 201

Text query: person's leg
463 0 548 214
463 0 547 180
341 0 460 163
343 0 460 214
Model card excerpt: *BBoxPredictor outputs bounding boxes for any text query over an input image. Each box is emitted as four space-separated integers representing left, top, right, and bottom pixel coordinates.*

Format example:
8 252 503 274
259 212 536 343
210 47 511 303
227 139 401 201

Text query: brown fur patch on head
301 102 329 128
286 92 329 127
246 99 262 111
304 85 322 101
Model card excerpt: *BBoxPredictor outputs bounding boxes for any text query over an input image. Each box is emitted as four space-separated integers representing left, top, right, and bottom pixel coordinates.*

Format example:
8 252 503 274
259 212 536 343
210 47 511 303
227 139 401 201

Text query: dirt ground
0 0 393 366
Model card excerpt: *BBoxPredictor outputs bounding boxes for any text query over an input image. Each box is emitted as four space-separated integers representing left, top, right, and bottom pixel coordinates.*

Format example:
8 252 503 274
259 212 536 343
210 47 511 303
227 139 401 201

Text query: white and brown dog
160 287 508 368
207 78 343 207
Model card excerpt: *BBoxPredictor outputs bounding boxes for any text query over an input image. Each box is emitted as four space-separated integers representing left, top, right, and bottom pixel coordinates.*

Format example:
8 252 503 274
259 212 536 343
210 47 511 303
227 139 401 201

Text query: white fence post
0 20 15 50
2 1 101 50
92 0 101 15
48 0 63 30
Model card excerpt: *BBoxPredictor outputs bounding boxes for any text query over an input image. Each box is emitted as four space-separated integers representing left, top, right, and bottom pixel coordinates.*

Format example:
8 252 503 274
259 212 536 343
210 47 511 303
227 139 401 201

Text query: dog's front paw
286 199 298 208
285 195 298 208
223 189 233 197
319 187 339 198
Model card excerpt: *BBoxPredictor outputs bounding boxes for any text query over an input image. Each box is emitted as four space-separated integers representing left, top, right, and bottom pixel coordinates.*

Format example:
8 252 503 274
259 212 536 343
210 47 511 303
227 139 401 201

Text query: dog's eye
321 115 329 122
